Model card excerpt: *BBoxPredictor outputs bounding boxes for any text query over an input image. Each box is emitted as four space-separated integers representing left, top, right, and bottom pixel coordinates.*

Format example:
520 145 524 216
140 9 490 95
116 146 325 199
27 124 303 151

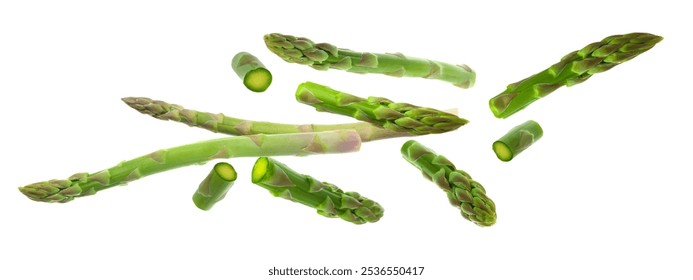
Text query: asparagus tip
121 96 143 105
19 180 76 203
121 97 157 117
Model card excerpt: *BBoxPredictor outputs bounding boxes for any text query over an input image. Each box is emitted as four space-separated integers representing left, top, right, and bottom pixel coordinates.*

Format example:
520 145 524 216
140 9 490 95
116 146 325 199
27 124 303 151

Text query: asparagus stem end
492 141 513 162
214 162 237 181
251 157 270 183
244 68 272 92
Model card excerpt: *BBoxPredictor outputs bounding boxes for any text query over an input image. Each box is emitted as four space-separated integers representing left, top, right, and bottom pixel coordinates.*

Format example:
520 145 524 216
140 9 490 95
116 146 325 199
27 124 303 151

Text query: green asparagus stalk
192 162 237 210
18 130 361 203
401 140 496 227
122 97 410 142
232 52 272 92
493 120 543 162
489 32 662 118
296 82 468 135
251 157 383 224
264 33 476 88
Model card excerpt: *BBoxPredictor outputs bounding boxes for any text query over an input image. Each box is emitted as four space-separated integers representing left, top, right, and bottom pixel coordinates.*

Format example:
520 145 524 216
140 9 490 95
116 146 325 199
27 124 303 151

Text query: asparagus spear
122 97 410 142
493 120 543 162
401 140 496 227
231 52 272 92
264 33 476 88
18 130 361 203
192 162 237 210
489 32 663 118
296 82 468 135
251 157 383 224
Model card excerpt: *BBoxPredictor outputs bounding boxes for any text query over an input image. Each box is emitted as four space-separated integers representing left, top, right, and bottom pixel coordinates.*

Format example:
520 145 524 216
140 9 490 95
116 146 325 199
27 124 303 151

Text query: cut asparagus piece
192 162 237 210
264 33 476 88
231 52 272 92
251 157 383 224
489 32 663 118
18 130 361 203
493 120 543 162
296 82 468 135
401 140 496 227
122 97 410 142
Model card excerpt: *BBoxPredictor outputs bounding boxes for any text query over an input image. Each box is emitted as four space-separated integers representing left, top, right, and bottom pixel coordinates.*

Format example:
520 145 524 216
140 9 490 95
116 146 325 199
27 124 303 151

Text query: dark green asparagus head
264 33 338 70
401 140 496 227
18 173 96 203
550 32 663 86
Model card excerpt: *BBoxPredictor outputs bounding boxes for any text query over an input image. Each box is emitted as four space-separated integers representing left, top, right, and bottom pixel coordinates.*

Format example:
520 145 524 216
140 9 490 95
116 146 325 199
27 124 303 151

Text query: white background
1 1 691 279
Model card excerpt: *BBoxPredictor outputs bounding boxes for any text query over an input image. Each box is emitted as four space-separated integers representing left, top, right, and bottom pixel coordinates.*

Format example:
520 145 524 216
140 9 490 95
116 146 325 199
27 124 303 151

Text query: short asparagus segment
19 130 361 203
296 82 468 135
251 157 383 224
122 97 410 142
489 32 663 118
493 120 543 162
401 140 496 227
264 33 476 88
231 52 272 92
192 162 237 210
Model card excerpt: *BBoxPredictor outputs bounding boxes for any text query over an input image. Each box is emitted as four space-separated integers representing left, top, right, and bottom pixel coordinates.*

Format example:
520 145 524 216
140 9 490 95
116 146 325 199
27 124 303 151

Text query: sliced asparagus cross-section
192 162 237 210
232 52 272 92
493 120 543 162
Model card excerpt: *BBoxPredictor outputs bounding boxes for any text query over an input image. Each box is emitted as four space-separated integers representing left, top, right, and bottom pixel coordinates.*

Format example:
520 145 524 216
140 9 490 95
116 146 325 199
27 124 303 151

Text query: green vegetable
122 97 410 142
493 120 543 162
401 140 496 227
251 157 383 224
231 52 272 92
192 162 237 210
296 82 468 135
489 32 663 118
264 33 476 88
18 130 361 203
